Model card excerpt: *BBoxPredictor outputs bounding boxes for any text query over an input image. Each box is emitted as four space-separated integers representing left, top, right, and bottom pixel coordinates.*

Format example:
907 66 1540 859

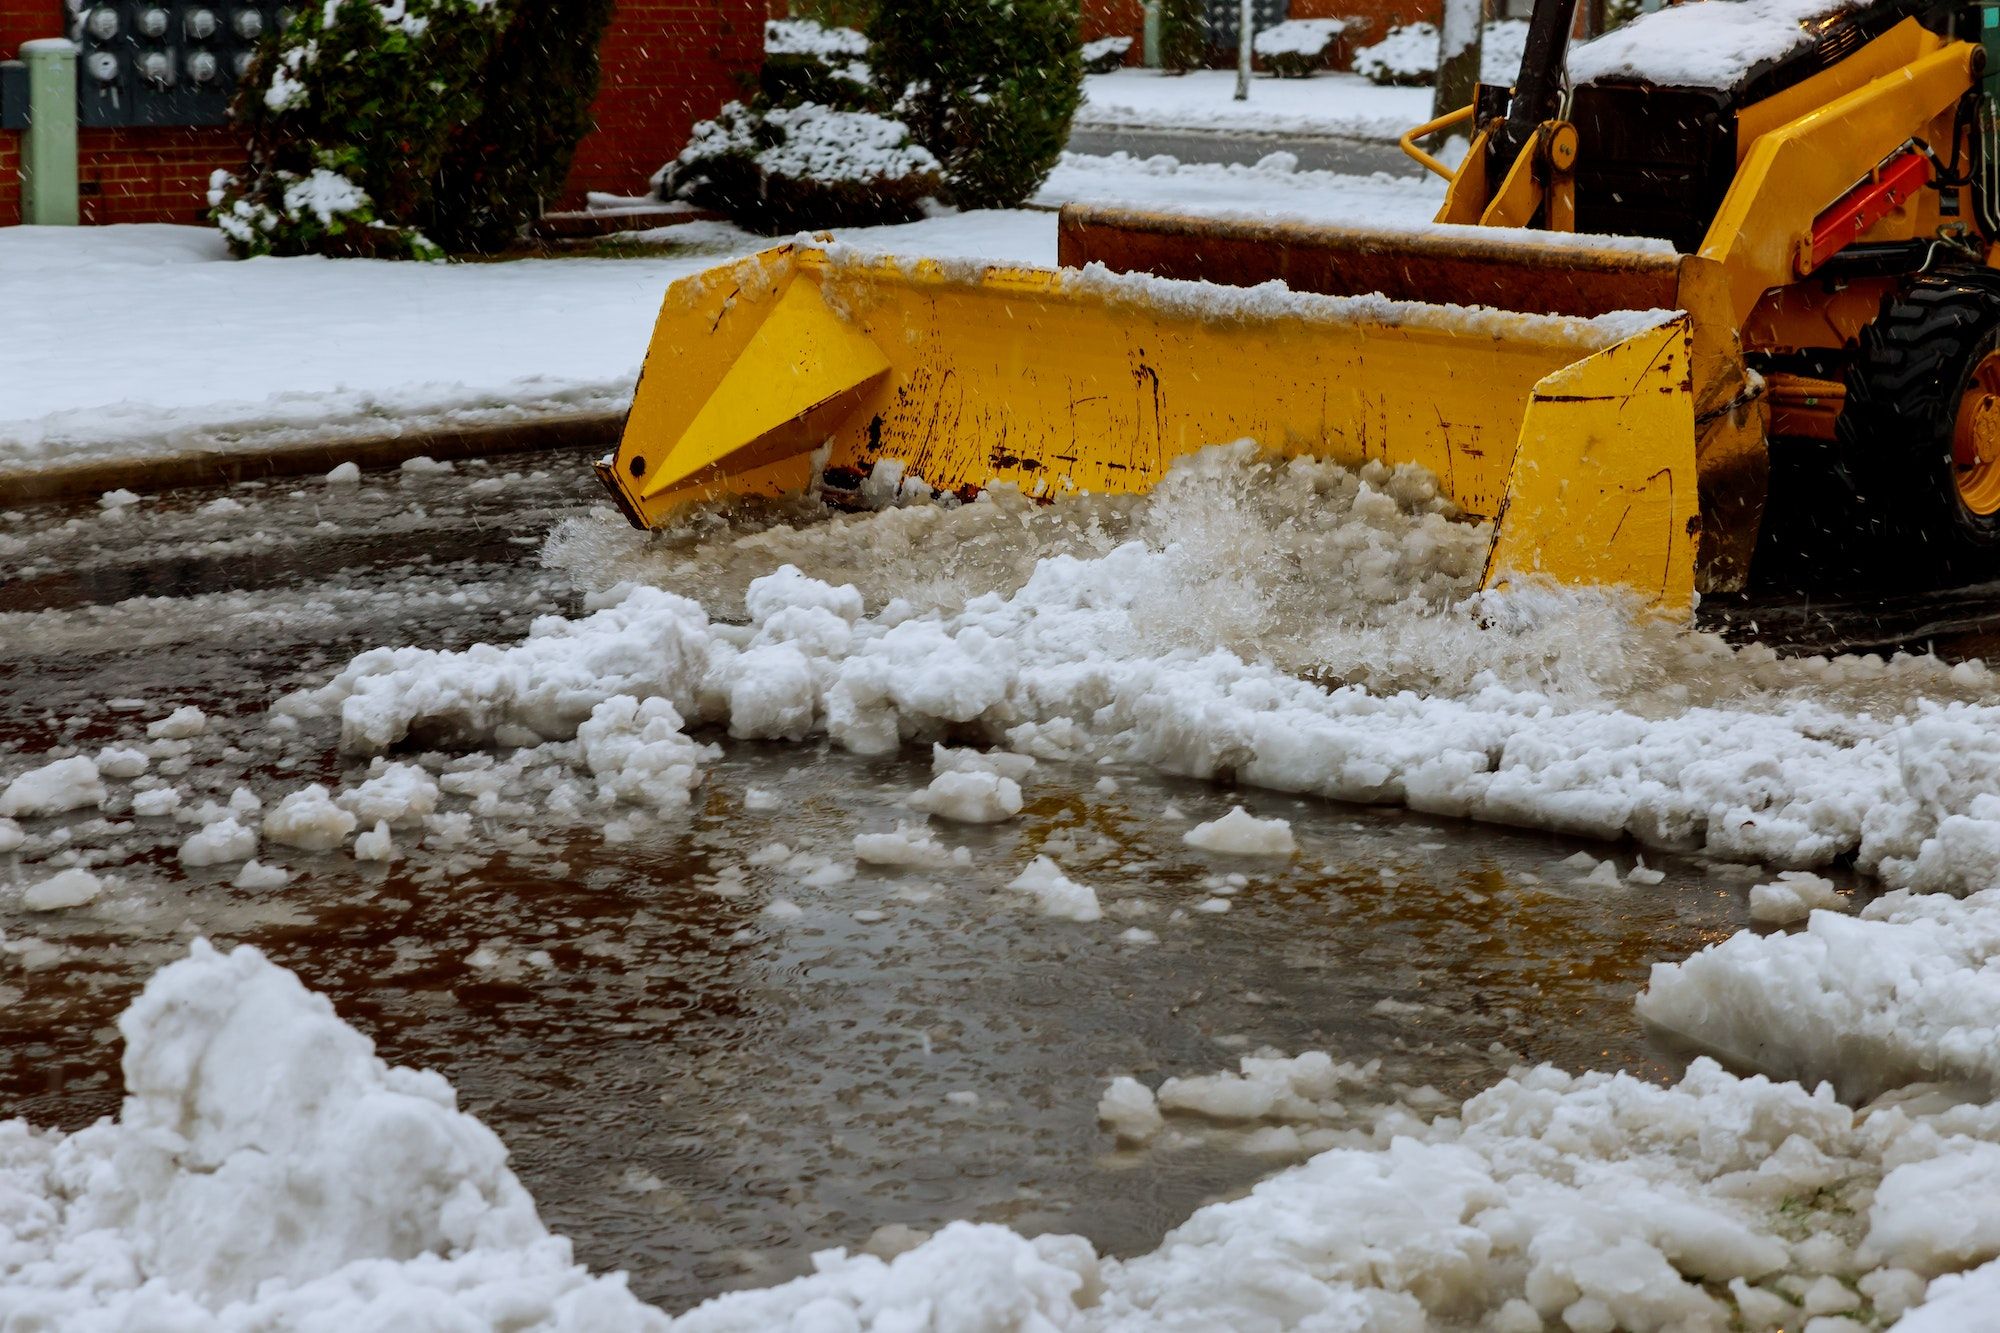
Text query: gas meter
68 1 293 126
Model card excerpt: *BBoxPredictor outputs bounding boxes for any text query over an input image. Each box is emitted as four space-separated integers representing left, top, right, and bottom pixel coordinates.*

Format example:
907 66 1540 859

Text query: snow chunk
1183 806 1297 856
98 487 142 510
911 769 1024 824
338 761 439 826
1008 856 1102 922
0 755 105 818
1747 870 1847 924
854 821 967 868
93 745 150 779
577 695 718 812
147 705 209 739
1098 1076 1164 1143
354 821 395 862
21 867 103 911
263 784 358 851
932 743 1036 782
324 460 361 484
0 818 20 853
131 786 182 818
179 815 258 866
232 859 291 890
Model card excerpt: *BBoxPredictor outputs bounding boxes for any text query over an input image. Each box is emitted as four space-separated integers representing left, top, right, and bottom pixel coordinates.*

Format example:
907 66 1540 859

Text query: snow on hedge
1353 19 1527 86
1255 17 1349 57
764 17 868 58
1570 0 1861 88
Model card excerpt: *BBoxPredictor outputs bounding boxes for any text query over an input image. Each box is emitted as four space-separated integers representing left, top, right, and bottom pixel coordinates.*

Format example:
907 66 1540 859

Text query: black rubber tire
1828 268 2000 585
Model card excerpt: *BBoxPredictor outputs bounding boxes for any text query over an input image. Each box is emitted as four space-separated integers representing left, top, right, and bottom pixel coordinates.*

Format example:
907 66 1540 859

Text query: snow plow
601 0 2000 612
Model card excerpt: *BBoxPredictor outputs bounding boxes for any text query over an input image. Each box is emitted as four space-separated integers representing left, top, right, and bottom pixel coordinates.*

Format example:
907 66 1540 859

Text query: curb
0 411 628 508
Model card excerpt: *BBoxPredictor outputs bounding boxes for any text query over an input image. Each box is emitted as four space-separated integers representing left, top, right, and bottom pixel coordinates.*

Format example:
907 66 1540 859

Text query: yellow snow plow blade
599 245 1699 613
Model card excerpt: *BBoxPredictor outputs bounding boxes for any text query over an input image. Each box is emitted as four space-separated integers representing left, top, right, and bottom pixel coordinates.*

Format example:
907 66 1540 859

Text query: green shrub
428 0 618 254
870 0 1083 209
661 101 941 234
1158 0 1207 74
762 18 879 111
211 0 501 259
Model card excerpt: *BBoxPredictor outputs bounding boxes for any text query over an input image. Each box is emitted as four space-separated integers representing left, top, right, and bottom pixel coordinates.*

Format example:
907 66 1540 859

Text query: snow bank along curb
0 411 624 508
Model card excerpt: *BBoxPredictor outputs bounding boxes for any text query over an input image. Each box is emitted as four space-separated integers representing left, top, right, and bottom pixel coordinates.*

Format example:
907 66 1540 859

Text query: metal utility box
0 60 26 130
69 2 292 127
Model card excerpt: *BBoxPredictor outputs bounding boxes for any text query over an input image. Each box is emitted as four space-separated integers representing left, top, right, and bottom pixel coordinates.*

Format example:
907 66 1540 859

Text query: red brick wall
1 1 765 226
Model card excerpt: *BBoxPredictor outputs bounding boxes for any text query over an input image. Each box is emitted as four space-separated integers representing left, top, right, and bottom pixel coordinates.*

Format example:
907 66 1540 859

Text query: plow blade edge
600 245 1698 613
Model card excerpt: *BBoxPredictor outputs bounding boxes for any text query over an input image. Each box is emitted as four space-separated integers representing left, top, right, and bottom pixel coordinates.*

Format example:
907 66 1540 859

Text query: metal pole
1235 0 1253 100
20 38 78 227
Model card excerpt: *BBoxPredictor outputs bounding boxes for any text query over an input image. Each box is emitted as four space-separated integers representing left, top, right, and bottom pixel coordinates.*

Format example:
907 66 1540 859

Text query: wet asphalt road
0 447 1960 1311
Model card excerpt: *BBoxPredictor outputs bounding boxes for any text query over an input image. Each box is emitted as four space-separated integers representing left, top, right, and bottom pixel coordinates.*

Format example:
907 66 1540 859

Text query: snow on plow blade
599 245 1700 612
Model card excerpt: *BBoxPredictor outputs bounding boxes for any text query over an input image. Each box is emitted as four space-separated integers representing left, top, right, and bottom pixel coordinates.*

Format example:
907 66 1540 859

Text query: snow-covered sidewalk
0 155 1442 481
1077 68 1432 139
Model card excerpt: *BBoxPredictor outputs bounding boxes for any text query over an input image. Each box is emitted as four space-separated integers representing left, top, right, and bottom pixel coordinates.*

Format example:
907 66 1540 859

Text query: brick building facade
0 0 763 227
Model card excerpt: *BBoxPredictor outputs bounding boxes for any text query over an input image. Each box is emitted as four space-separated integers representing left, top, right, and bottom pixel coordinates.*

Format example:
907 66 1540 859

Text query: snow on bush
1353 18 1528 86
1081 34 1134 74
1254 18 1348 77
1570 0 1861 89
210 0 501 260
661 101 940 234
761 18 874 110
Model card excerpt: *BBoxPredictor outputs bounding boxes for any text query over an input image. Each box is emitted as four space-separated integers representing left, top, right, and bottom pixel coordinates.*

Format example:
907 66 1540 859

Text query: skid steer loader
598 0 2000 614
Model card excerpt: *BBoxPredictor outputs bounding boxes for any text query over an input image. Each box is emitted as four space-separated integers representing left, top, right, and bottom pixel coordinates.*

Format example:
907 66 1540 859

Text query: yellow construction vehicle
599 0 2000 614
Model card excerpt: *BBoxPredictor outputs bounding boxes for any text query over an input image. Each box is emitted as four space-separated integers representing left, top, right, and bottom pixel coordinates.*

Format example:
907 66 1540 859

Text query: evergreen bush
870 0 1083 210
762 18 878 111
1157 0 1208 74
429 0 618 254
211 0 501 259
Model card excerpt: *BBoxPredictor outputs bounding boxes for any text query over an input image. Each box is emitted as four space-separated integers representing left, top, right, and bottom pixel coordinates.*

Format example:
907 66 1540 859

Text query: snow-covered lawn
1078 68 1433 139
0 155 1444 479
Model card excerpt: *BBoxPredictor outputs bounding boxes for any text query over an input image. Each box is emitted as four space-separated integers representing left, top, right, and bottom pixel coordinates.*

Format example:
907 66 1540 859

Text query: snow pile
577 696 720 813
0 941 665 1330
336 446 2000 889
1183 806 1296 856
671 1053 2000 1330
1097 1076 1165 1143
1008 856 1103 922
148 705 209 739
179 815 258 867
1640 887 2000 1102
1571 0 1859 89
